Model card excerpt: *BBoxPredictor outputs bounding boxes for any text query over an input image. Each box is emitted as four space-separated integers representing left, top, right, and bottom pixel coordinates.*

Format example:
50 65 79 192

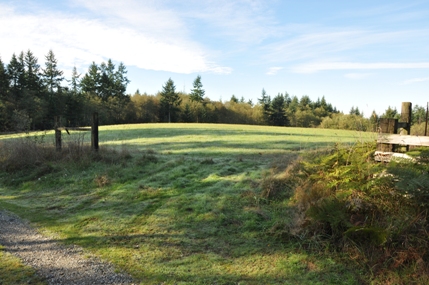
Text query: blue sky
1 0 429 116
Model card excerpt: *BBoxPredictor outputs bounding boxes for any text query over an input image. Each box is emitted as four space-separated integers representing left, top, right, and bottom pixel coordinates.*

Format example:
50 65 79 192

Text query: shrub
269 142 429 282
0 135 57 172
261 155 301 200
320 113 374 131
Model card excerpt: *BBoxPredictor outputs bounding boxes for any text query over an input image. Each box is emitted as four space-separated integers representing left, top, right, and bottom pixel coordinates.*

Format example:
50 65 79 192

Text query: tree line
0 50 130 131
1 50 425 133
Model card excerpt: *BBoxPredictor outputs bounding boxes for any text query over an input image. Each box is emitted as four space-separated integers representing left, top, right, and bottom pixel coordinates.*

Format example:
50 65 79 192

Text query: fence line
375 102 429 162
54 112 99 151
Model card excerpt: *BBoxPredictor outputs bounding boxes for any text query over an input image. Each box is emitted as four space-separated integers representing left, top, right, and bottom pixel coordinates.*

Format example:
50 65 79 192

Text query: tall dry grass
0 133 95 172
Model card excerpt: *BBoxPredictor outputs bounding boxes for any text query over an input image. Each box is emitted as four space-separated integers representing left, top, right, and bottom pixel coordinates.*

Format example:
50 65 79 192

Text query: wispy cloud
0 1 231 74
293 62 429 73
185 0 280 45
402 76 429 85
266 67 283 75
344 73 372 79
262 28 425 64
70 0 189 41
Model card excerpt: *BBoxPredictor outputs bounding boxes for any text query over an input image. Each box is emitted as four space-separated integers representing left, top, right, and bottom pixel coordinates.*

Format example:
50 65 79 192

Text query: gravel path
0 210 136 285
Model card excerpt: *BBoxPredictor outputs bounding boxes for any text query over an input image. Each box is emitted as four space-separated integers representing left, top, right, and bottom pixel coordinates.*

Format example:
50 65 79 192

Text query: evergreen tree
80 60 129 101
7 53 25 105
349 106 362 116
70 66 81 95
299 95 311 110
412 104 426 125
0 57 9 131
181 103 193 122
258 88 271 124
64 67 84 126
0 57 8 100
320 96 328 109
22 50 44 129
284 92 292 107
160 78 181 123
42 50 64 127
288 96 299 113
80 62 100 96
269 93 288 126
114 62 130 98
189 75 205 122
381 106 399 119
190 75 205 103
43 50 64 94
230 95 238 103
99 59 116 100
369 110 379 132
24 50 43 96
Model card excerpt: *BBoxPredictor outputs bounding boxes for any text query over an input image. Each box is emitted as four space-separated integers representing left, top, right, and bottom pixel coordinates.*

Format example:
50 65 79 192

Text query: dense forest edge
1 50 428 133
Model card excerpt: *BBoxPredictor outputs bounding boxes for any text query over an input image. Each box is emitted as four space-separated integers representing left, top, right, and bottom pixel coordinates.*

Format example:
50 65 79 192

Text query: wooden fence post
399 102 412 151
91 112 99 151
425 102 428 137
377 118 397 152
400 102 412 134
55 116 61 151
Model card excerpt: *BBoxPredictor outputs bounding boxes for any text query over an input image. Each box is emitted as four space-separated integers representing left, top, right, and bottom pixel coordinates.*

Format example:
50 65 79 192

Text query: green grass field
0 124 374 284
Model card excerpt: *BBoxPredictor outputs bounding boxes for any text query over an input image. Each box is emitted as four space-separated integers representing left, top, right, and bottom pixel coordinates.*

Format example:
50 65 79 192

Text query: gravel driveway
0 210 136 285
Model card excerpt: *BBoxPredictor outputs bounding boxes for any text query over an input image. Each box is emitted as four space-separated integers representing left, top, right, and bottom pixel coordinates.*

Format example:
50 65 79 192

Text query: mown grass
0 124 373 284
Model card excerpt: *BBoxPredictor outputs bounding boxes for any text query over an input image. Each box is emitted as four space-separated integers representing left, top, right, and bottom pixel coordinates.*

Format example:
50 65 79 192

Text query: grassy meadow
0 124 374 284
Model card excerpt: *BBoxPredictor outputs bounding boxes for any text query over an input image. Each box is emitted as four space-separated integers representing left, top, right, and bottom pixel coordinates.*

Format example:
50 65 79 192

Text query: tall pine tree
0 57 9 131
0 57 8 101
258 88 271 125
43 50 64 95
160 78 181 123
7 53 25 106
23 50 44 129
270 93 288 126
43 50 64 127
189 75 205 123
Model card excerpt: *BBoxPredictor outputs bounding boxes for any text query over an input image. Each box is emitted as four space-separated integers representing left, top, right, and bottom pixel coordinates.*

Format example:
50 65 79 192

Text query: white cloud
0 2 230 74
185 0 280 44
293 62 429 73
402 76 429 85
266 67 283 75
70 0 188 41
344 73 372 79
263 29 421 63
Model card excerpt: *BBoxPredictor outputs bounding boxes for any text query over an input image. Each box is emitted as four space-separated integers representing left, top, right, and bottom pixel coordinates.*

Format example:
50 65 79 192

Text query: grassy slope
0 124 373 284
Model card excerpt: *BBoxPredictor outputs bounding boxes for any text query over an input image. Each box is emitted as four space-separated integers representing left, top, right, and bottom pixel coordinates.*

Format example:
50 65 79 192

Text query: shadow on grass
0 175 362 284
1 225 361 285
0 129 365 284
101 139 338 156
98 125 366 142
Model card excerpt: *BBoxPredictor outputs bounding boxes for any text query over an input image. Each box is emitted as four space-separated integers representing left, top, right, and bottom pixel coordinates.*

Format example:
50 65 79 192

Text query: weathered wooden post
376 102 429 161
400 102 412 134
55 116 62 151
91 112 99 151
425 102 428 136
399 102 412 151
377 118 397 152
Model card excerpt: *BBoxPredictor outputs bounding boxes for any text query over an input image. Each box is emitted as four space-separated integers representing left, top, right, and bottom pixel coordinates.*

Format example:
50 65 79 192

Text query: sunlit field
0 124 374 284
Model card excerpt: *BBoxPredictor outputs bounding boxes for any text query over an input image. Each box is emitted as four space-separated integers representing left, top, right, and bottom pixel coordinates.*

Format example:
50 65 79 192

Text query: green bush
320 113 375 131
270 142 429 282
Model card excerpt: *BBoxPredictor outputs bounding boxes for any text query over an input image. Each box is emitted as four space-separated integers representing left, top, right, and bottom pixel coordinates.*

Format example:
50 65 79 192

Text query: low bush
268 142 429 283
0 133 131 173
